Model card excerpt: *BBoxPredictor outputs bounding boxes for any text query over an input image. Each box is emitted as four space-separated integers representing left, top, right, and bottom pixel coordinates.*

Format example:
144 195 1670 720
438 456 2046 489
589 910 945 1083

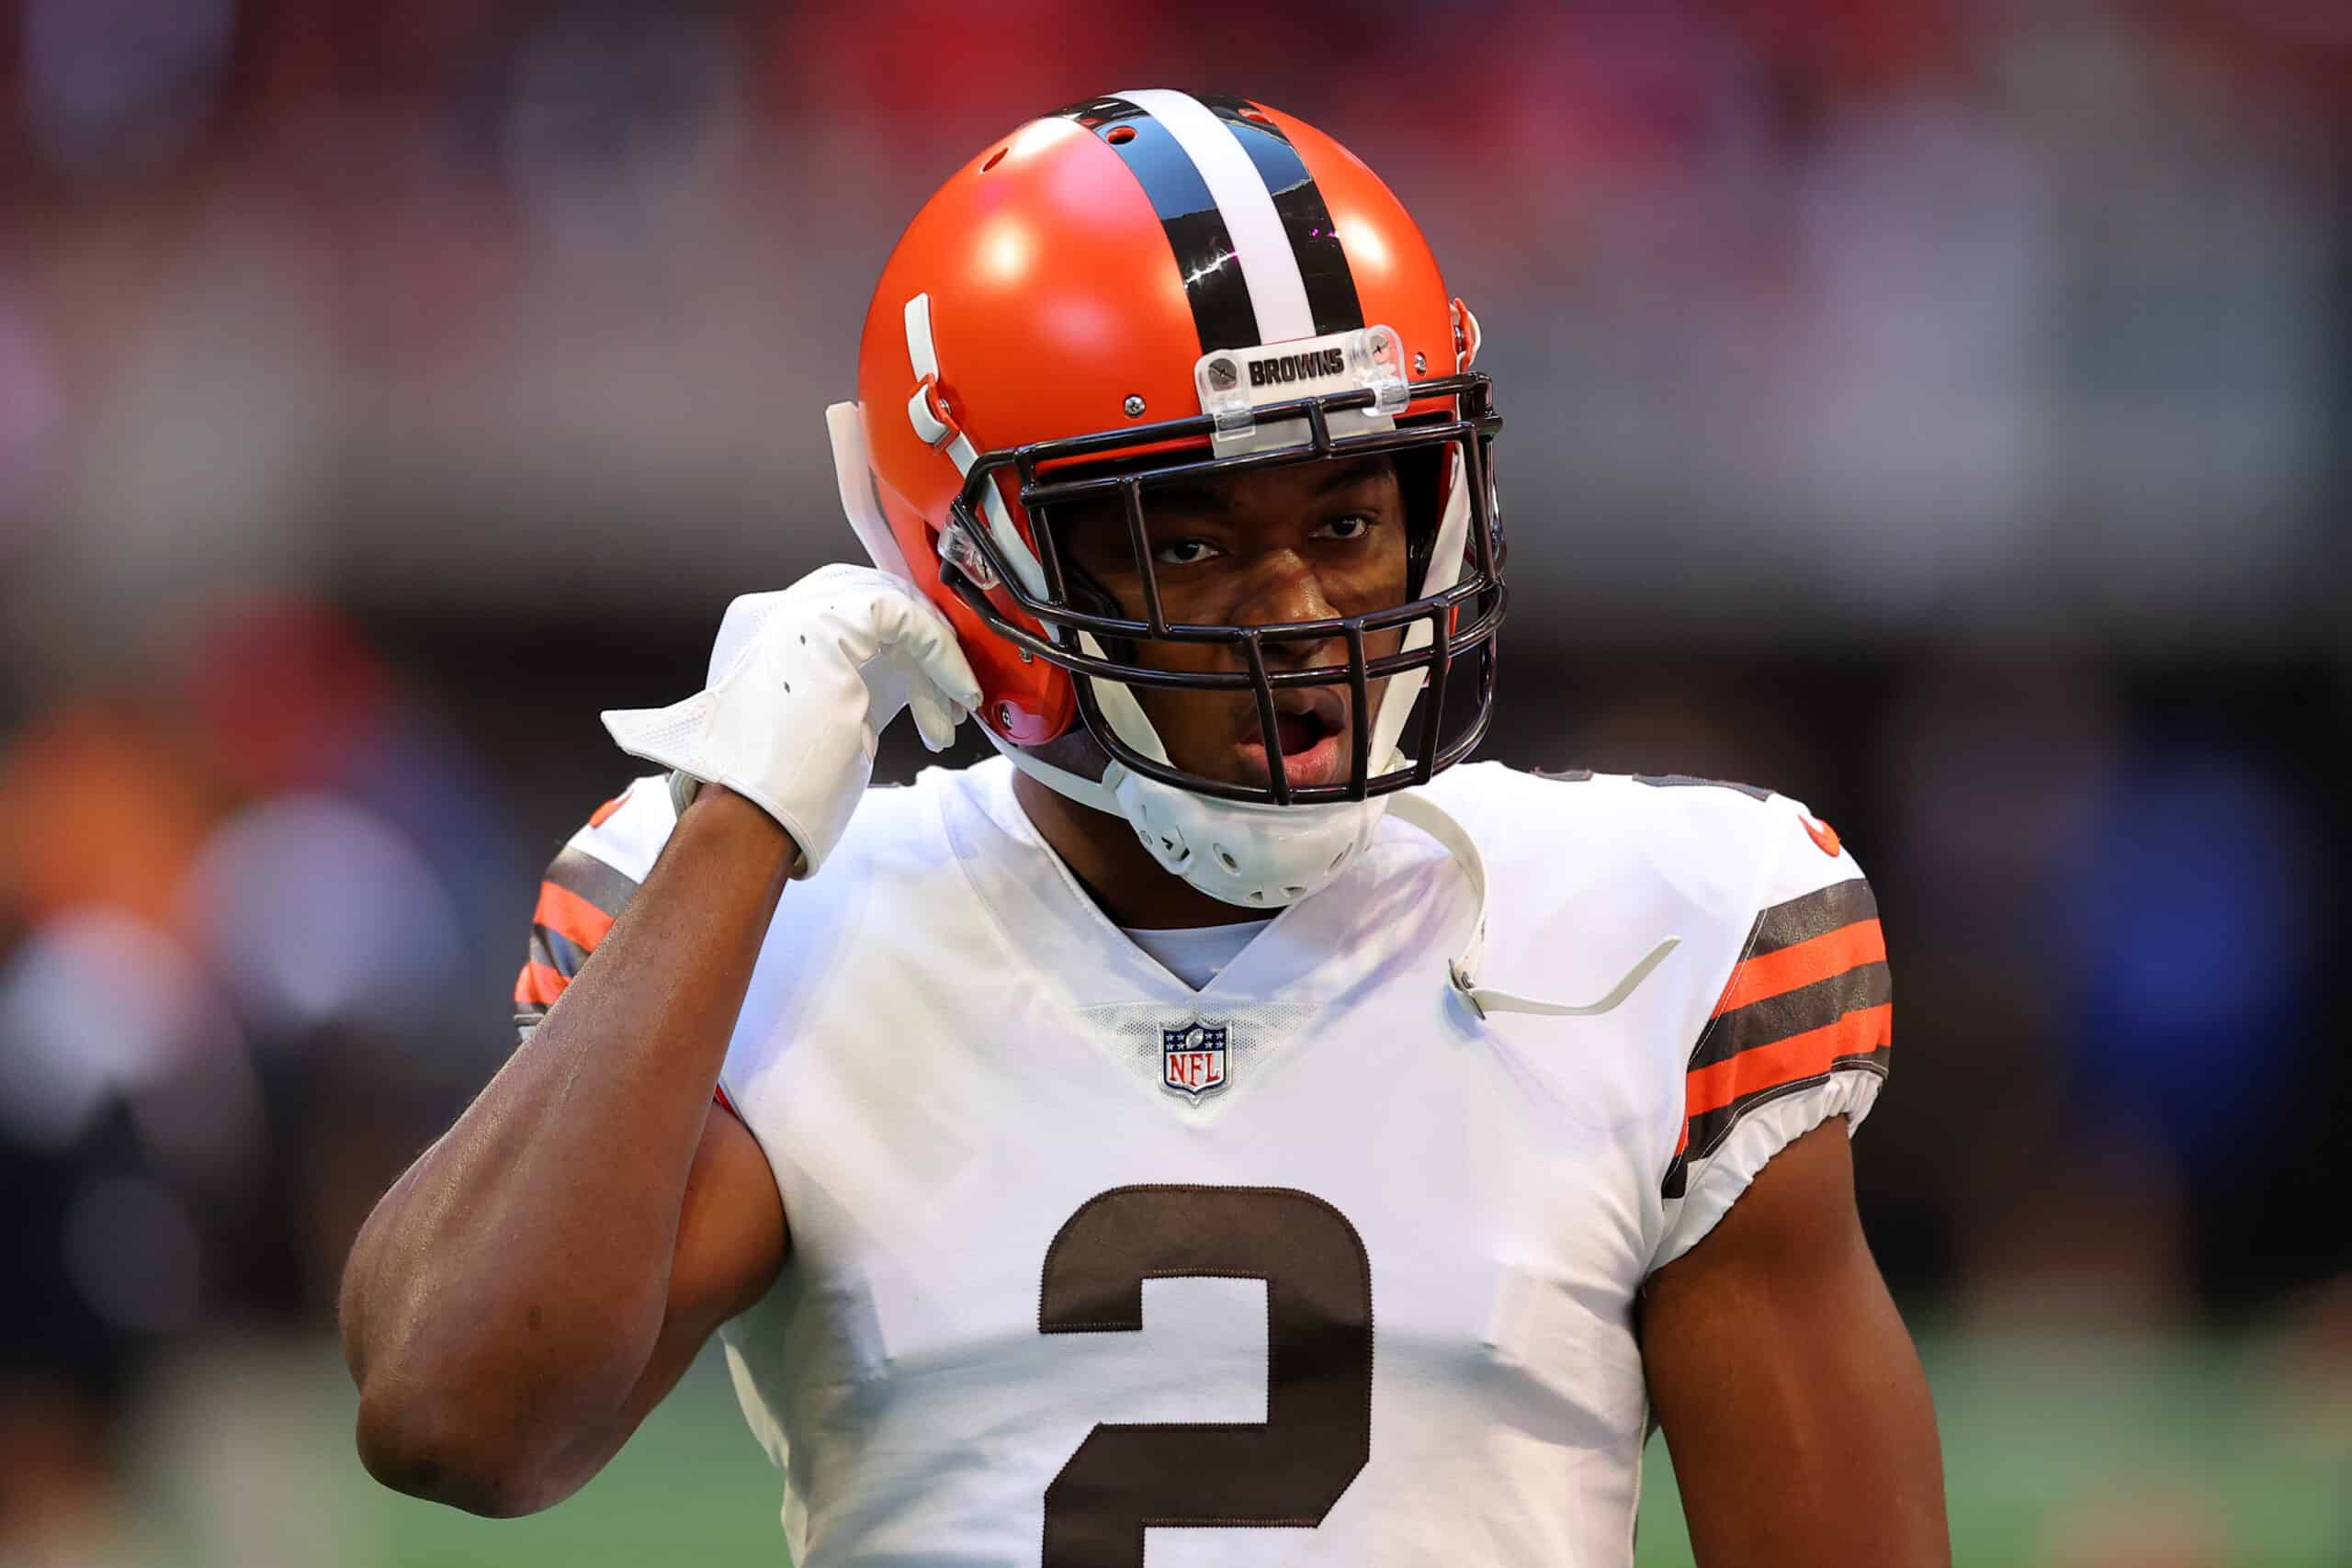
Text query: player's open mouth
1237 687 1348 789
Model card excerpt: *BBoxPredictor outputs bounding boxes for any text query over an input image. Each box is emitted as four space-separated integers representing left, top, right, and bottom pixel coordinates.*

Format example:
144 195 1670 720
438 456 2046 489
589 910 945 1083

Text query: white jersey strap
1385 792 1679 1020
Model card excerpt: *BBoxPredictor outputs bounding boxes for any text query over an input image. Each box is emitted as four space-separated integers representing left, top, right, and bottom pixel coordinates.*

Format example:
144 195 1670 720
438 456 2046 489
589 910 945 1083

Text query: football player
339 92 1948 1566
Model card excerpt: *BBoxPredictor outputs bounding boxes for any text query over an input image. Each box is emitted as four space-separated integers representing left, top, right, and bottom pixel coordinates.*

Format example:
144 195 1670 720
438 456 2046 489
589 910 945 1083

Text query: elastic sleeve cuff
1648 1067 1883 1274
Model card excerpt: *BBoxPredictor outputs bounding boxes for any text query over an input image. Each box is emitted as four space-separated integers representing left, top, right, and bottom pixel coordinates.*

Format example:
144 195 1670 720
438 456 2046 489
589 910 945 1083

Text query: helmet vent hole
1105 125 1137 146
981 147 1007 172
1283 885 1306 898
1329 848 1350 871
1215 846 1238 872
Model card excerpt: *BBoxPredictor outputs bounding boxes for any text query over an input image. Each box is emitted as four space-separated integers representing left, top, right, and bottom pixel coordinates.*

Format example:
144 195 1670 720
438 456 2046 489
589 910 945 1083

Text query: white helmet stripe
1113 88 1316 344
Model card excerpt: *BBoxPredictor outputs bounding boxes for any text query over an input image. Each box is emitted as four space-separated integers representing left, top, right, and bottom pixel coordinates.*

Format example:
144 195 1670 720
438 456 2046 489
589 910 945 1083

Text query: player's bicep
663 1098 787 1341
1638 1120 1948 1568
557 1101 786 1479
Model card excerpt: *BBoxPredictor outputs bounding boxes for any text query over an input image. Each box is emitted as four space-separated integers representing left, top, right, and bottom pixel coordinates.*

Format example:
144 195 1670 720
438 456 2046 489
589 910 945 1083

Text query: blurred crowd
2 1 2349 1563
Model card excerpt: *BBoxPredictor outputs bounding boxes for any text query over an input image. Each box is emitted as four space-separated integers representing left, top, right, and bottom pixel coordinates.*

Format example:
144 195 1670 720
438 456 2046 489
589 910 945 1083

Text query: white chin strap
1385 792 1681 1020
989 728 1678 1020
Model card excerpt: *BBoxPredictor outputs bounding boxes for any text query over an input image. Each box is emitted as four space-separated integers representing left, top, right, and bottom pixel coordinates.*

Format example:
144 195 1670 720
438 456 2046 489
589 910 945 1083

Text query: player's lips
1236 687 1349 789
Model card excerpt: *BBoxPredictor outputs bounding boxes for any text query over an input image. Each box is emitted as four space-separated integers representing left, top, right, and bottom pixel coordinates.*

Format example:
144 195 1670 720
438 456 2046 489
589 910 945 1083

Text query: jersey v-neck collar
930 758 1464 1011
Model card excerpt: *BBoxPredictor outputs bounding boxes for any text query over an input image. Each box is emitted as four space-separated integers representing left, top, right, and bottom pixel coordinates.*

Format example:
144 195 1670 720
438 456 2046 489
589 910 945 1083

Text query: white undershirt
1118 919 1273 990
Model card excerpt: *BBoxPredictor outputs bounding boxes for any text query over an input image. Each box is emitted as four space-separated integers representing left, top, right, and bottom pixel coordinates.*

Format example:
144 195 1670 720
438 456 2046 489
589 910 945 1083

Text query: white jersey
515 759 1890 1566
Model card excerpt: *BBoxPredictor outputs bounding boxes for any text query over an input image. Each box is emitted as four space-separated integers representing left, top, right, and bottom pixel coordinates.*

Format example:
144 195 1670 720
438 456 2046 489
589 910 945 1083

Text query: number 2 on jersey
1037 1186 1374 1566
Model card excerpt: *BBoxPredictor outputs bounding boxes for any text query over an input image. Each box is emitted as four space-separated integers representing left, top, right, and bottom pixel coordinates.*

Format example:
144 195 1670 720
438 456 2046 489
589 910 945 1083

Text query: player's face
1057 456 1410 792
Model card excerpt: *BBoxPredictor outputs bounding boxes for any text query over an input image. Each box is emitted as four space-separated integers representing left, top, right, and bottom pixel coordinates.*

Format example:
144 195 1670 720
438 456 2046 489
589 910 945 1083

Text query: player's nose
1238 556 1350 672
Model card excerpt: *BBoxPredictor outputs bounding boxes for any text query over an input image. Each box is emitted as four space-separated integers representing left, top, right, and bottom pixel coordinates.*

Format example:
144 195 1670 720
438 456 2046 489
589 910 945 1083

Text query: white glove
601 565 984 876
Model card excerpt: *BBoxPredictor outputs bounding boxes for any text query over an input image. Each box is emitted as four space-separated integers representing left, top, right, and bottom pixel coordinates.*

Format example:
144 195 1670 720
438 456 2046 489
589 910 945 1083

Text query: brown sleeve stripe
526 922 580 976
1660 876 1891 1201
1665 1003 1891 1188
544 846 639 921
1663 1044 1889 1198
532 879 616 957
1712 918 1885 1017
509 842 641 1042
1685 1002 1890 1126
1694 959 1892 1074
1745 876 1878 959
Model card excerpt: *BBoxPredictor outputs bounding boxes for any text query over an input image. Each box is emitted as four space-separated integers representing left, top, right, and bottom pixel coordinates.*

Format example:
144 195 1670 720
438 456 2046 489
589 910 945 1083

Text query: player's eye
1152 538 1224 567
1316 513 1376 542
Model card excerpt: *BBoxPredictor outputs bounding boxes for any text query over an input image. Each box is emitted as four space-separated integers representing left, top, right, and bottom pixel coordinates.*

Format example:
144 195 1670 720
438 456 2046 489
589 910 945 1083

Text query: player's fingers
908 687 958 752
877 586 985 712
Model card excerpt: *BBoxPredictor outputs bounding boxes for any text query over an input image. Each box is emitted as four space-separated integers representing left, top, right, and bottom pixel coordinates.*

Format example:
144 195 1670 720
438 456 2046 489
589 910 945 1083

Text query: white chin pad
1114 768 1392 909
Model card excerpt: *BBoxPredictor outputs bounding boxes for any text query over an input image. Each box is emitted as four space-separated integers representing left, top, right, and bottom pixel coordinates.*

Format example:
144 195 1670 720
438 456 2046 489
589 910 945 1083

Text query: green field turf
117 1328 2350 1566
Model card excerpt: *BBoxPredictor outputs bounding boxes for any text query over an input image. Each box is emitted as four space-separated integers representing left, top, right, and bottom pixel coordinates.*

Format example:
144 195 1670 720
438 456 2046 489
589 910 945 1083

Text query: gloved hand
602 565 984 876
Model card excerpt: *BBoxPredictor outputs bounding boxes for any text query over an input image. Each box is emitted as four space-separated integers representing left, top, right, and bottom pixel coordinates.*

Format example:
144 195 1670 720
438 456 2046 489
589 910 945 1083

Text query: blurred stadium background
2 0 2347 1563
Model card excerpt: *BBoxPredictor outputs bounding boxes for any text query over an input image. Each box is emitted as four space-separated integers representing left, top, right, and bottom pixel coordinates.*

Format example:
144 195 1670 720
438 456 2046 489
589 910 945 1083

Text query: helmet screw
996 702 1016 728
1018 648 1034 663
1412 351 1427 375
1123 394 1147 417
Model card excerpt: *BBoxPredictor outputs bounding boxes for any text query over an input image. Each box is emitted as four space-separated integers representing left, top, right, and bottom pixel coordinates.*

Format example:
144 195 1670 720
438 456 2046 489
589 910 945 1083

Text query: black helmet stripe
1055 95 1260 352
1054 90 1365 352
1191 93 1366 338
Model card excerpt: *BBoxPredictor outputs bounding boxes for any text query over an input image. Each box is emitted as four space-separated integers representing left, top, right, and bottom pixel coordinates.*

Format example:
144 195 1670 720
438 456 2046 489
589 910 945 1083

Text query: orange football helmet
828 90 1504 893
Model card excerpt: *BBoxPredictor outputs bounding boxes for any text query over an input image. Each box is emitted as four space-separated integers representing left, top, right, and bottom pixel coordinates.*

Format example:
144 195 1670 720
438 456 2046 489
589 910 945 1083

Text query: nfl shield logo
1161 1021 1229 1100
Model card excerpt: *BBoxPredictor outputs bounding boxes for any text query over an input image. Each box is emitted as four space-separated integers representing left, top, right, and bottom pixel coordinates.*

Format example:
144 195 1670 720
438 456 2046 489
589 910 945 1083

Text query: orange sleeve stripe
533 879 616 953
515 960 568 1006
588 792 628 828
1713 918 1885 1016
1684 1002 1891 1120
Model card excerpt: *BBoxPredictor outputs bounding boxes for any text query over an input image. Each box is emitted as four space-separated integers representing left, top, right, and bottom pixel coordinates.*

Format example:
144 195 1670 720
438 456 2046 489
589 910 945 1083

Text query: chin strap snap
1385 793 1679 1021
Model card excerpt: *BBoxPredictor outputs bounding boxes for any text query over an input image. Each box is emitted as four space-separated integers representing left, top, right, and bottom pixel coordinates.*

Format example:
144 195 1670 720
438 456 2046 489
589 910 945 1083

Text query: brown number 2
1037 1185 1374 1567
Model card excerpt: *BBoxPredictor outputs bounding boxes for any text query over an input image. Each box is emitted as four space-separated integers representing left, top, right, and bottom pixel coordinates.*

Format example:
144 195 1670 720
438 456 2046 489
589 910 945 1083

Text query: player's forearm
341 785 794 1509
